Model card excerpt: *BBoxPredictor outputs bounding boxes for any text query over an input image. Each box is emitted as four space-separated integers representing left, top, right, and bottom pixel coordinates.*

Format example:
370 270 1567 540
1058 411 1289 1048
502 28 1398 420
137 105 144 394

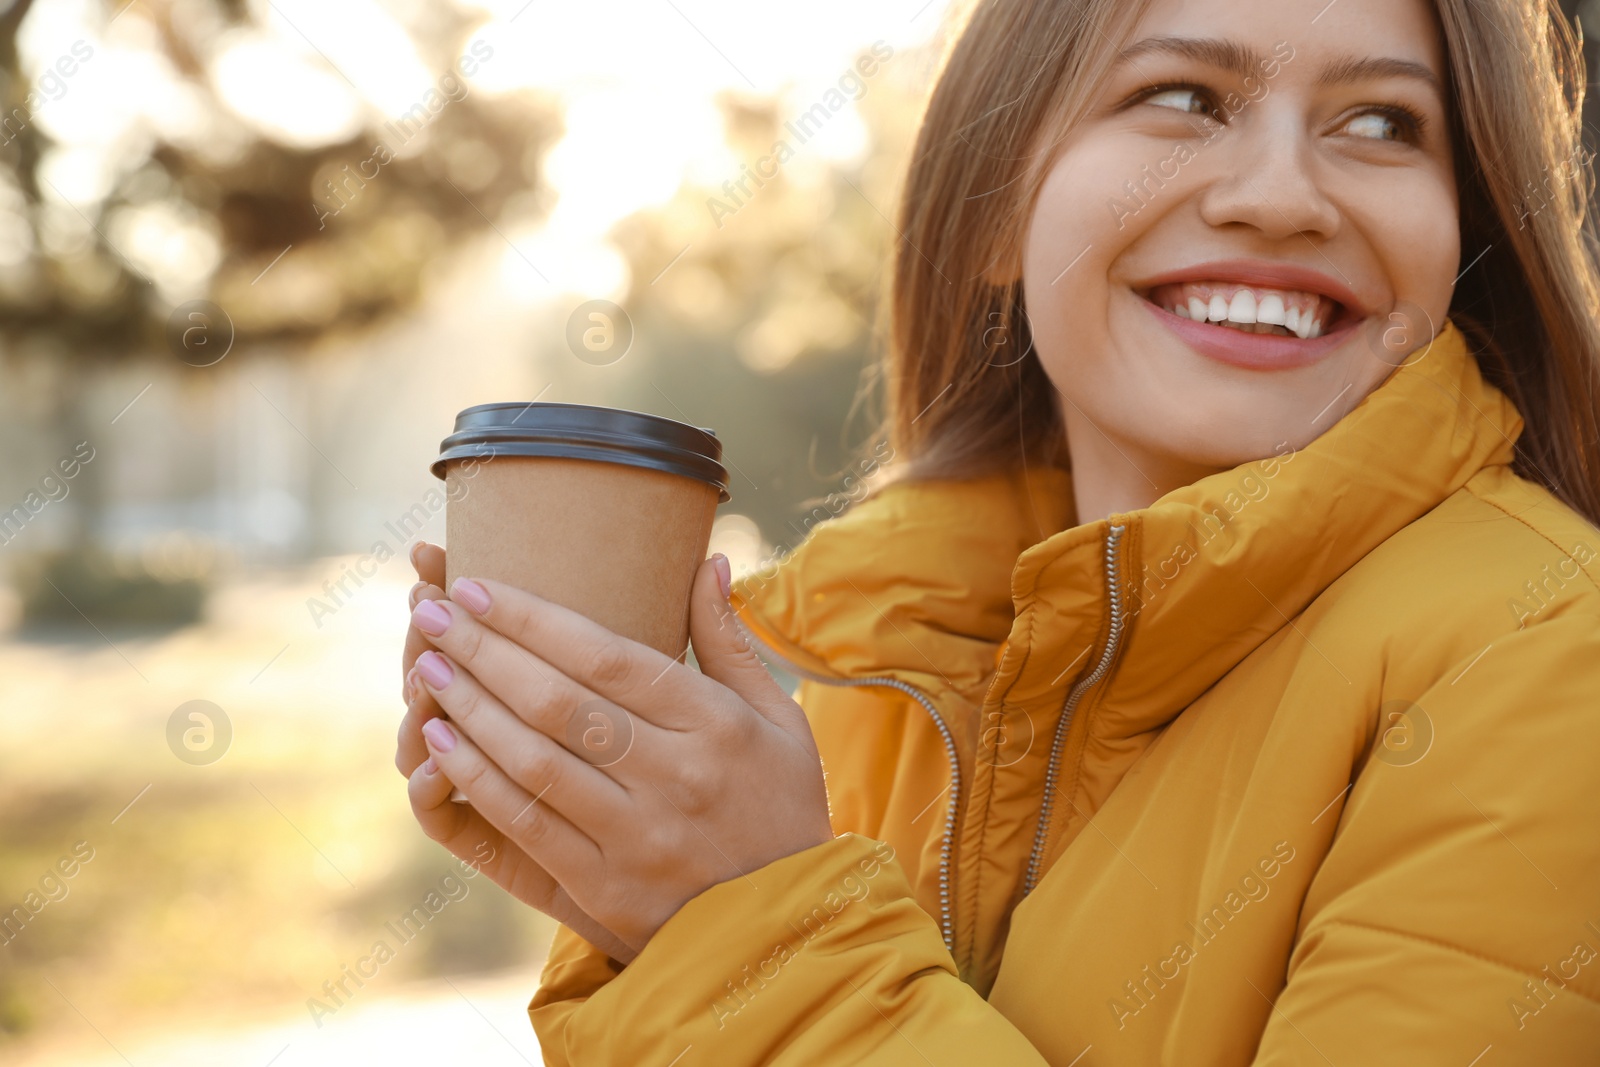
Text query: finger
420 716 604 893
411 541 447 588
405 759 636 962
406 758 553 915
401 582 447 702
396 685 444 777
689 555 803 730
437 576 716 731
407 750 496 865
408 751 458 808
416 651 630 833
411 595 666 763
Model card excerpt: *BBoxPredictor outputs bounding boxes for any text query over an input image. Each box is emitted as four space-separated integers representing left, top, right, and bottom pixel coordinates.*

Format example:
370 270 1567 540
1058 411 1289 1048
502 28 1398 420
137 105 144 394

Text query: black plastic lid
431 401 730 502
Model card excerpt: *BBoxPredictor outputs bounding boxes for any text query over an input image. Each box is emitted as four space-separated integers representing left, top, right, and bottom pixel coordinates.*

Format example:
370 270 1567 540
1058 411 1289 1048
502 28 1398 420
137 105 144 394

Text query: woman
397 0 1600 1061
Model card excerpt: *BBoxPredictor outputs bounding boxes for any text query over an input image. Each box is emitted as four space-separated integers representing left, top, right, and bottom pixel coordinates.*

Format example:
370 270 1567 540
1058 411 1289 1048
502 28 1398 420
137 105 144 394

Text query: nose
1196 109 1341 241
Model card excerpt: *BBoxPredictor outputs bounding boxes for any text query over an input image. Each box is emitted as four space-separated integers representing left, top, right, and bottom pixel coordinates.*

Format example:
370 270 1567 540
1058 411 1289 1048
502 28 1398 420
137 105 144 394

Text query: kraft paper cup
430 402 730 801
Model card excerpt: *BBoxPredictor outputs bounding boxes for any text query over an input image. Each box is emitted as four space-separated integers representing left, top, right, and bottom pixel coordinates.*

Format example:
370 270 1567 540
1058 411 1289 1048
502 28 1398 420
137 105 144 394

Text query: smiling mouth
1140 281 1348 340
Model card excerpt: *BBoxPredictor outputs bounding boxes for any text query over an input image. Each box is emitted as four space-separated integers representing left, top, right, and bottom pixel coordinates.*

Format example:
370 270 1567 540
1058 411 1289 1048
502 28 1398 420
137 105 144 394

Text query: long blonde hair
873 0 1600 526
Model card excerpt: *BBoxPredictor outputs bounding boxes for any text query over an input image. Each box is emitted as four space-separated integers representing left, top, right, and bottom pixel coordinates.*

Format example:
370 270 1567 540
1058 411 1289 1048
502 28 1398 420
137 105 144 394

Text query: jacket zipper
1023 523 1128 897
731 615 963 954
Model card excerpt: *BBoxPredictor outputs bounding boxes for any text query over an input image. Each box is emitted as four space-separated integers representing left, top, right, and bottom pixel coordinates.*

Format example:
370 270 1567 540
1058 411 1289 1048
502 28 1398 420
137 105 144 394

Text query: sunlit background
0 0 959 1062
6 0 1600 1063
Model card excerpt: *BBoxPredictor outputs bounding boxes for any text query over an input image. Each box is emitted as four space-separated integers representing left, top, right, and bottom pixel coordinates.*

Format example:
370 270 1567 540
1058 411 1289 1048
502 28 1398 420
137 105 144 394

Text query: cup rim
431 401 731 503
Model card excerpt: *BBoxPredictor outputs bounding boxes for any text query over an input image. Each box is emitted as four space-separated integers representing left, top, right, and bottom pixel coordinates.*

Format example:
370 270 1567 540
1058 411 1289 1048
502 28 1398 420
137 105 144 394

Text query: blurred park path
5 965 546 1066
1 561 561 1062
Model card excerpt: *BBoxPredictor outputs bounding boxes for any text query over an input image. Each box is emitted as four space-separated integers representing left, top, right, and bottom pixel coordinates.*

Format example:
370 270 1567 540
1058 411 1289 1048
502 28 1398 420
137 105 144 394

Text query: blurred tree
0 0 559 620
0 0 557 351
603 51 928 548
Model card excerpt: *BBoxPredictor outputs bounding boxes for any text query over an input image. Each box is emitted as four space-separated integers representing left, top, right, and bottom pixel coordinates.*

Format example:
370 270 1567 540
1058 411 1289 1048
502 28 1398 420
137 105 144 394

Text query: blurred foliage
13 546 206 625
0 0 560 357
599 68 927 543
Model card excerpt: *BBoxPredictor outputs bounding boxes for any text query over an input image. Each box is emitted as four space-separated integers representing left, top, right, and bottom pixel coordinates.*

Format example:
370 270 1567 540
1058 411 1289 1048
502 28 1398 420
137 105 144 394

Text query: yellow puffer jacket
529 320 1600 1064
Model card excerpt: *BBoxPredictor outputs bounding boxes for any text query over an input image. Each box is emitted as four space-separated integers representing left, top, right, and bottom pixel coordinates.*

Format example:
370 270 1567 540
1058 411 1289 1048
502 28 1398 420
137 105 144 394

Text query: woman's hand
397 542 638 964
407 554 834 952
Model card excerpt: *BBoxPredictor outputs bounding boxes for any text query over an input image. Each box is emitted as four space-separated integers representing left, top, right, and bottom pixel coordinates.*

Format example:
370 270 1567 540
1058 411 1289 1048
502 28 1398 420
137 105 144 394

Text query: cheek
1024 144 1151 359
1320 168 1457 395
1025 138 1174 286
1023 136 1203 417
1344 169 1460 320
1410 200 1459 317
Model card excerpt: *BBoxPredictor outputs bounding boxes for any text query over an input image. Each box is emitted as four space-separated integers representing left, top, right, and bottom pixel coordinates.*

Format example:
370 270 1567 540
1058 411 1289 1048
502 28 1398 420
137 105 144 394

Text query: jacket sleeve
529 832 1051 1065
1251 613 1600 1064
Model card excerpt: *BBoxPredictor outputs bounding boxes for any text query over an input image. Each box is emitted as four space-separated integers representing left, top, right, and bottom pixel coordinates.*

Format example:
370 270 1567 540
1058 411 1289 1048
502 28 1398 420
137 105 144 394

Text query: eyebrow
1115 36 1442 94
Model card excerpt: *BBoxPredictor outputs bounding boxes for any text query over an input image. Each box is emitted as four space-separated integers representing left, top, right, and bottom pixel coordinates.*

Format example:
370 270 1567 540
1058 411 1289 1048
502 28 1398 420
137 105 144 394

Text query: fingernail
408 581 426 609
451 578 492 615
712 553 731 599
405 666 419 701
410 541 425 569
412 599 452 636
422 756 437 775
417 650 454 689
422 717 457 753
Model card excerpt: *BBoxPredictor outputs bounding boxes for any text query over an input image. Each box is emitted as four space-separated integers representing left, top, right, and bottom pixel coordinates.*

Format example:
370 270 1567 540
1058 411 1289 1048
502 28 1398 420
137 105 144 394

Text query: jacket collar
1088 318 1521 737
731 320 1523 732
731 461 1076 707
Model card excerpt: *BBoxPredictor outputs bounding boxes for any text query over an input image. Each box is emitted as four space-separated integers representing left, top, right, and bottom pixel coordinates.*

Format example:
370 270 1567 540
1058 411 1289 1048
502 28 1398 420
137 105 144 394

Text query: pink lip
1134 257 1369 371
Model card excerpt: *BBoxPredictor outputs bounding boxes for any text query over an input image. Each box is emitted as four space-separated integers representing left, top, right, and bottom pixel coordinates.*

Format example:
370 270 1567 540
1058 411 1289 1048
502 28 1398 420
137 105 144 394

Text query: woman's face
1020 0 1458 496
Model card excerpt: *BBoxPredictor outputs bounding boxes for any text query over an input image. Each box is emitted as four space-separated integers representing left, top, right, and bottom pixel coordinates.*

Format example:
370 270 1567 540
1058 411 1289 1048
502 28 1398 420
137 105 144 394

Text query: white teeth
1160 283 1332 338
1256 293 1286 326
1227 289 1257 323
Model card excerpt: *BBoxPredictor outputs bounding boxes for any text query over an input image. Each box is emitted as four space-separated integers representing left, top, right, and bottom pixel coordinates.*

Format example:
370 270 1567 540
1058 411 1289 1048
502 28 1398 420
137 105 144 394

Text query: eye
1139 84 1223 121
1340 105 1427 144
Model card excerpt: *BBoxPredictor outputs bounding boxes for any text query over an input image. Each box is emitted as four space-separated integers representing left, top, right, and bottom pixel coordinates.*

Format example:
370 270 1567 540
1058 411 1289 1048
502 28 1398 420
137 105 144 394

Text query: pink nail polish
413 599 451 636
452 578 492 615
713 553 731 599
405 666 419 701
422 717 457 753
422 756 437 775
417 650 454 689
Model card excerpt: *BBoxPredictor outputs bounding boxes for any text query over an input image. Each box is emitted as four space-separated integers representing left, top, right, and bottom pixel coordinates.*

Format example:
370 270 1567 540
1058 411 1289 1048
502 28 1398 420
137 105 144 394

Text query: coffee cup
430 402 730 801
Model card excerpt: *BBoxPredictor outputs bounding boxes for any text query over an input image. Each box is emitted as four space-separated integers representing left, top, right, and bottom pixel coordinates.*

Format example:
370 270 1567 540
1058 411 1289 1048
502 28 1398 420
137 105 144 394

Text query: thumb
688 554 806 732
